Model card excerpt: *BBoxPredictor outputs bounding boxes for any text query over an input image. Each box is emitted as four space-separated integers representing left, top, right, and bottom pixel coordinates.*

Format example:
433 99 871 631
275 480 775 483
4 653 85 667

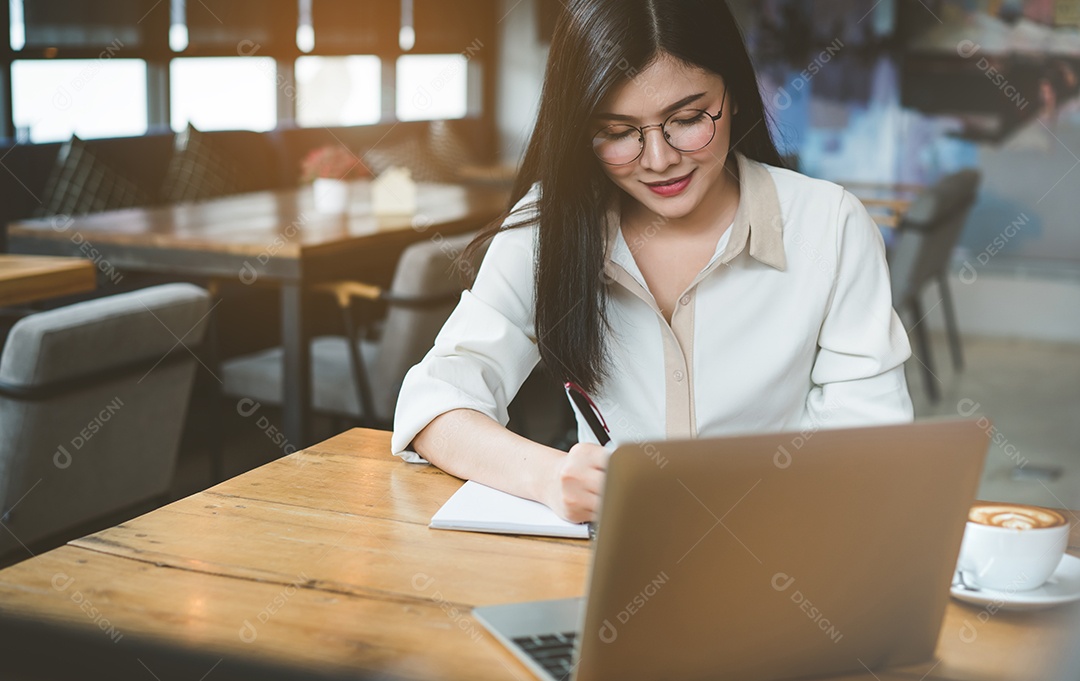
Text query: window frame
0 0 499 157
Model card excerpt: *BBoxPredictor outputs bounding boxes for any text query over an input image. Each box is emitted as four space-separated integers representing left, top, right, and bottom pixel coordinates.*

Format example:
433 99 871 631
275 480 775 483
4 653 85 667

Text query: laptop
474 419 989 681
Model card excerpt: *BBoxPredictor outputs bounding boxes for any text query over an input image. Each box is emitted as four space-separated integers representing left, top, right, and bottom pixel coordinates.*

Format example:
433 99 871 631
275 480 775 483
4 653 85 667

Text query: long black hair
476 0 784 394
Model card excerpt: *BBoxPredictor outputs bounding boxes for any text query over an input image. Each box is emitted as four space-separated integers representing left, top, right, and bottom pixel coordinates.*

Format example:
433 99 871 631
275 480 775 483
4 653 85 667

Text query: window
169 0 188 52
11 59 148 143
296 0 314 53
10 0 26 50
396 54 469 122
295 55 381 127
2 0 497 142
170 57 278 132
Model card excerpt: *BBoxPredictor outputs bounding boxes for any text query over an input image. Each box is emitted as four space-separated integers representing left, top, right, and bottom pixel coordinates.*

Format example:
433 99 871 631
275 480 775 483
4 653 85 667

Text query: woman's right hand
545 442 611 524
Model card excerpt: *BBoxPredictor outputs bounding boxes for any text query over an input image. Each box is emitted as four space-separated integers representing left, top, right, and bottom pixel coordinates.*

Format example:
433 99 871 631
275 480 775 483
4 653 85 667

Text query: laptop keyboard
512 631 578 680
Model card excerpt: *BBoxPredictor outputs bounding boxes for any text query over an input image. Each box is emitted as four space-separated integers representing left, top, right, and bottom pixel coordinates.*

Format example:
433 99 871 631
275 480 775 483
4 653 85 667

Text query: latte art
968 503 1067 530
959 502 1070 591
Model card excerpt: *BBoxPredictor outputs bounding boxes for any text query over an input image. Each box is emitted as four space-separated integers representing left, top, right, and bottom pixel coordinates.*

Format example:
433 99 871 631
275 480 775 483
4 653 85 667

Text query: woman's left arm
804 190 915 428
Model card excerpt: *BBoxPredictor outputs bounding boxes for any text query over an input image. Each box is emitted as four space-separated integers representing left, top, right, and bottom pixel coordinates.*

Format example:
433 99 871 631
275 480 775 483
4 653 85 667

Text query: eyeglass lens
592 109 717 166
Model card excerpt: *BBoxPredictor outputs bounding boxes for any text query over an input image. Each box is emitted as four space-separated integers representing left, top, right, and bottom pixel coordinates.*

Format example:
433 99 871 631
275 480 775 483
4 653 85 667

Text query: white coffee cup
956 503 1070 592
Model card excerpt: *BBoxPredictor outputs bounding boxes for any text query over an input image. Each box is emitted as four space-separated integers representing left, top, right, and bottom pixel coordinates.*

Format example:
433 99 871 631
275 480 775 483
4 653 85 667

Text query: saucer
951 554 1080 611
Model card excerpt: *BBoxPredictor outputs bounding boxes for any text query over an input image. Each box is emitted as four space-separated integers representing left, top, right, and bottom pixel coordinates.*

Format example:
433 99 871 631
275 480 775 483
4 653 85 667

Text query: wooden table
844 182 922 229
0 254 96 307
7 183 509 447
0 429 1075 680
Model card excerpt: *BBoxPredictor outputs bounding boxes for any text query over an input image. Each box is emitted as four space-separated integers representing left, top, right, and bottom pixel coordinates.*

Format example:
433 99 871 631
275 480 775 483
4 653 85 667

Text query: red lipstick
644 169 694 197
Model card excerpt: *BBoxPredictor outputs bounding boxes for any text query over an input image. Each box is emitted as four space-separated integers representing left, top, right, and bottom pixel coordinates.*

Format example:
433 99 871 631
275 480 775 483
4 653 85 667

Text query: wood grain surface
7 182 509 262
0 429 1075 681
0 254 96 307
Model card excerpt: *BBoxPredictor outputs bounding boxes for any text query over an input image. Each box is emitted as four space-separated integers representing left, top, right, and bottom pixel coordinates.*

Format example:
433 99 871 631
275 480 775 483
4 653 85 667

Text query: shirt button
673 370 685 382
680 295 691 306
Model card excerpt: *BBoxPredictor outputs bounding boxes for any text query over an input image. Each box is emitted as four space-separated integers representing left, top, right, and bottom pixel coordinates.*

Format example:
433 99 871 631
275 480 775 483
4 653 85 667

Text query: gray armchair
888 169 981 402
222 232 484 428
0 283 211 560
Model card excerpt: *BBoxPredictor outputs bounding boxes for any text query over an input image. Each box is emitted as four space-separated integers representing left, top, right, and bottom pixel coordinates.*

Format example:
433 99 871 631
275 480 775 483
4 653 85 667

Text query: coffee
968 503 1067 531
958 503 1071 591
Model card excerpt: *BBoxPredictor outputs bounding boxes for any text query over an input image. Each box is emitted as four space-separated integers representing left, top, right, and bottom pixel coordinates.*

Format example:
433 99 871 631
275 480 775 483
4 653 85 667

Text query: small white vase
312 178 350 214
372 167 417 216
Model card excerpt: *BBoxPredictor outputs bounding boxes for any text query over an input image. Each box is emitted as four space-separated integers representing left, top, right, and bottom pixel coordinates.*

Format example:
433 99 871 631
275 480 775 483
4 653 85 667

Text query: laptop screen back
574 420 988 681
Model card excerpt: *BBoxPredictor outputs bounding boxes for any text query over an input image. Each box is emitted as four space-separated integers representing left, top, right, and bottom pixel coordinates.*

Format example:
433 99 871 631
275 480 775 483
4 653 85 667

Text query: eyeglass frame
590 88 729 167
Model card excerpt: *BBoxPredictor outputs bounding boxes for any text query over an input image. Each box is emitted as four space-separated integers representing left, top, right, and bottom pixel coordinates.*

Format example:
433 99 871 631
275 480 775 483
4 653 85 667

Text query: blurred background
0 0 1077 562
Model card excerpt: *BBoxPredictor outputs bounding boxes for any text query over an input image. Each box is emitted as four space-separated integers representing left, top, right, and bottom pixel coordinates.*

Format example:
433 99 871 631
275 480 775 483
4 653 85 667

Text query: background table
7 183 509 447
0 429 1075 680
844 182 922 229
0 254 95 307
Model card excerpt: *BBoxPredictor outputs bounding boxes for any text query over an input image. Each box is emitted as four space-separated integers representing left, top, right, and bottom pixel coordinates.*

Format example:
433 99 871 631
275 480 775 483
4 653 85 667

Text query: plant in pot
301 145 370 213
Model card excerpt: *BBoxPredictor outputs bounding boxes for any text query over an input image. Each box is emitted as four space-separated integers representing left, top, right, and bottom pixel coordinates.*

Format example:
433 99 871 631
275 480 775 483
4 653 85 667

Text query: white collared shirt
391 154 913 462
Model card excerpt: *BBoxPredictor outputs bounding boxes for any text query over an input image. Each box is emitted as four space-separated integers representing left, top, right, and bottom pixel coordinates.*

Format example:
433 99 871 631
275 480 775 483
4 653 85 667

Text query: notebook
429 480 590 539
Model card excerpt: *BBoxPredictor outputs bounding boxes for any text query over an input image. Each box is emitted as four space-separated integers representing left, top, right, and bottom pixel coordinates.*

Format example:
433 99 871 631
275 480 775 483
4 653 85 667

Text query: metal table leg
281 282 311 449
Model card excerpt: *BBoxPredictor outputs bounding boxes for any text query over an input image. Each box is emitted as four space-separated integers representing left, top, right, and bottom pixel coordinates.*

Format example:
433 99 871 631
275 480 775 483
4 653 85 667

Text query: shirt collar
727 152 787 271
603 152 787 273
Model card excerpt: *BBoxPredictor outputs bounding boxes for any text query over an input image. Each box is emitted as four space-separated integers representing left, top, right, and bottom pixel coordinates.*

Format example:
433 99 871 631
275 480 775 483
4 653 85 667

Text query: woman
392 0 913 523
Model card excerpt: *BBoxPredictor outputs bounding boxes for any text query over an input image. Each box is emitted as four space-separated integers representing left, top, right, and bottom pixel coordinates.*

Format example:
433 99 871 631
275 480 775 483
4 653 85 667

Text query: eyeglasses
591 89 727 166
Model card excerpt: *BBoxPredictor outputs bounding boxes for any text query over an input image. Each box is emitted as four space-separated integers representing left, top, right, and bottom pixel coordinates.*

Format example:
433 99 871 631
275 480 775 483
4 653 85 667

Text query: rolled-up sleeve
803 190 914 429
391 192 542 462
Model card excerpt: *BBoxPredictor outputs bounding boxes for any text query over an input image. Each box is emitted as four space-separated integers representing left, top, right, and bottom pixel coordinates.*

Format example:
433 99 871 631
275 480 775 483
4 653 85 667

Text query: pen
564 381 610 541
564 381 610 446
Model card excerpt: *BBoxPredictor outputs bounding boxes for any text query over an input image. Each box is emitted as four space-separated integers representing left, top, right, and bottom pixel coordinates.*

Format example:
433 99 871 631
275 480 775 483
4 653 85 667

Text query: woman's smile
643 169 696 197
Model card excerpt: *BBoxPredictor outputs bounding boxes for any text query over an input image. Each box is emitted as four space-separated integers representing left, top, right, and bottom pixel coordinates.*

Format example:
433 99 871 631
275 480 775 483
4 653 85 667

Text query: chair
221 232 485 429
888 169 981 402
0 284 211 560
